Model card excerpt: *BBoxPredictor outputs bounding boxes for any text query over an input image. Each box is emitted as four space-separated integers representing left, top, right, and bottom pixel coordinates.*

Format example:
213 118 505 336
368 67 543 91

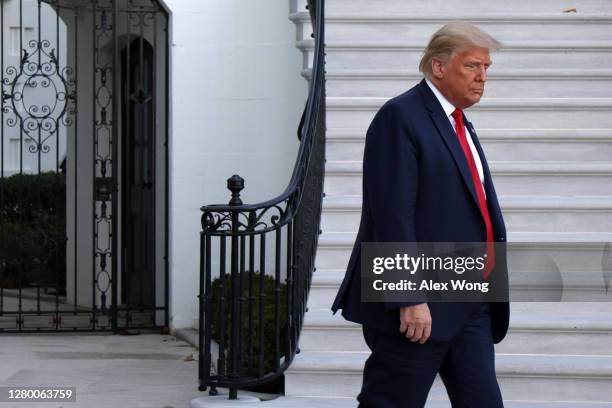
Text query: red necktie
451 108 495 280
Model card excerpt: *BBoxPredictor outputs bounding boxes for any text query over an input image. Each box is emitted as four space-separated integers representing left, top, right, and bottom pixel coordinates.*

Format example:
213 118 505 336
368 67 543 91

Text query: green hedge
210 271 287 393
0 172 66 291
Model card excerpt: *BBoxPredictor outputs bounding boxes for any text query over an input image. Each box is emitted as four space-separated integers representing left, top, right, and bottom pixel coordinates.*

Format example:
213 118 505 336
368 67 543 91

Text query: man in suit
331 22 510 407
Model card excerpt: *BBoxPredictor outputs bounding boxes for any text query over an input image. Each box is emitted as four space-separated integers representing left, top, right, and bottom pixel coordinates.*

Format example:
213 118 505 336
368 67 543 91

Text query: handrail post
227 175 243 400
200 200 212 394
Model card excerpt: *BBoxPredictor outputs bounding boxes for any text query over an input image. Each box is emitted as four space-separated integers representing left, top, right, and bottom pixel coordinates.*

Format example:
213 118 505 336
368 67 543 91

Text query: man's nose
477 66 487 81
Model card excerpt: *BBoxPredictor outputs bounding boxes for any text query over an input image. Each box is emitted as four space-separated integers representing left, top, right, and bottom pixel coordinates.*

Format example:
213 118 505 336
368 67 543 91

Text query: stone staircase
286 0 612 406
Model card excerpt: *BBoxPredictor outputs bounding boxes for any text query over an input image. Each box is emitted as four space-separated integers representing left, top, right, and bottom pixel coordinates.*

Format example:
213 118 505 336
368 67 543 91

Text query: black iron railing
197 0 325 399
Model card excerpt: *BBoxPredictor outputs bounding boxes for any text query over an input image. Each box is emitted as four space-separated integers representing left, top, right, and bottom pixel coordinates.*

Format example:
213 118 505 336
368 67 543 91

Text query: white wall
162 0 309 329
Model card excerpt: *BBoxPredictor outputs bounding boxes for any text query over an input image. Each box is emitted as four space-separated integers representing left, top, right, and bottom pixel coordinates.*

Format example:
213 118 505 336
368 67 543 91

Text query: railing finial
227 175 244 206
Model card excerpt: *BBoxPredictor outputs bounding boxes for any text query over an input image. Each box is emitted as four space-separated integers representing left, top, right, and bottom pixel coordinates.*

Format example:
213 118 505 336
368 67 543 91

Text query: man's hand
399 303 432 344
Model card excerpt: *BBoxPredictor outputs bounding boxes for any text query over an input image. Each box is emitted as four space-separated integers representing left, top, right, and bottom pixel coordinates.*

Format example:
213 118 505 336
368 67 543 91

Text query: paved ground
0 331 352 408
0 332 204 408
3 333 612 408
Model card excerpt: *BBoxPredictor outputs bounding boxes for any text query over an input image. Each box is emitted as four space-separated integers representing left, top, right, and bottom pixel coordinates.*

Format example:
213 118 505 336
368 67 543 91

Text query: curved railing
197 0 325 399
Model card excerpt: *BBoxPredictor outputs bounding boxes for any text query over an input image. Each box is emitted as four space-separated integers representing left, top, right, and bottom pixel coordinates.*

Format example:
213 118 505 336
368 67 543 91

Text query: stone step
300 39 612 70
425 401 612 408
306 255 612 308
325 97 612 129
424 403 612 408
324 160 612 197
320 195 612 233
324 0 612 15
299 303 612 355
306 272 612 309
310 68 612 98
291 12 612 43
285 351 612 401
192 395 612 408
326 128 612 162
314 231 612 271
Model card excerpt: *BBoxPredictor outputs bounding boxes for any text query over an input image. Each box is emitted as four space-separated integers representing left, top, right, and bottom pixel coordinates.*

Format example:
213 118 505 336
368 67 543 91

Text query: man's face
433 46 491 109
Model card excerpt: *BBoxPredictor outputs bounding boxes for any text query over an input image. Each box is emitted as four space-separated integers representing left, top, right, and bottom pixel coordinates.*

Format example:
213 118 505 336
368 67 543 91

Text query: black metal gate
0 0 169 332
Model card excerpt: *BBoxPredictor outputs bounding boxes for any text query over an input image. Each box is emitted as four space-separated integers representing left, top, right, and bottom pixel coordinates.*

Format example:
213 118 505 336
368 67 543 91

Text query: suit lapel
466 118 505 237
418 79 480 209
465 119 490 193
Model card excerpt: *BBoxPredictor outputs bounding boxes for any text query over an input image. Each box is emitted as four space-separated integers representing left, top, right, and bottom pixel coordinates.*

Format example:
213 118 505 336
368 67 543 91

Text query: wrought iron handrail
198 0 325 399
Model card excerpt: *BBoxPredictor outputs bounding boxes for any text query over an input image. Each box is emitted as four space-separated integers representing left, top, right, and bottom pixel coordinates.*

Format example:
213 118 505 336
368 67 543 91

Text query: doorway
121 38 156 309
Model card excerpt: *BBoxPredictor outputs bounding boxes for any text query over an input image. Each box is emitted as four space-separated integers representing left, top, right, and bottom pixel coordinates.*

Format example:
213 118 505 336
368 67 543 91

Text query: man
331 22 510 407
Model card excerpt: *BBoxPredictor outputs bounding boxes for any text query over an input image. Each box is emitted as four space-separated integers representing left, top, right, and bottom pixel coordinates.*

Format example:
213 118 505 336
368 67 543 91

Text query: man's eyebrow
466 60 493 66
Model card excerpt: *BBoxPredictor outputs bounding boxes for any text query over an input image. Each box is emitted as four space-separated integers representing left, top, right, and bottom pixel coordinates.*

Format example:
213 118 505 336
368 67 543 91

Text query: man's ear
431 58 445 80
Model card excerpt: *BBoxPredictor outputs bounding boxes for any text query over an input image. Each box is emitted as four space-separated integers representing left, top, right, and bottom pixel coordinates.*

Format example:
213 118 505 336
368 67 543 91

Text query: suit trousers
357 302 503 408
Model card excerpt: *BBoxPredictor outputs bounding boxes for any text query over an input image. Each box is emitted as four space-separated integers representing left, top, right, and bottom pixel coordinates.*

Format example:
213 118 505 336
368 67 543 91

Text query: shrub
209 271 287 393
0 172 66 292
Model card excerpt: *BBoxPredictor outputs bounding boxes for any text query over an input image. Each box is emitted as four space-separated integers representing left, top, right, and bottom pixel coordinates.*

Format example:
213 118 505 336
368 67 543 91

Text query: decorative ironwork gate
1 0 169 332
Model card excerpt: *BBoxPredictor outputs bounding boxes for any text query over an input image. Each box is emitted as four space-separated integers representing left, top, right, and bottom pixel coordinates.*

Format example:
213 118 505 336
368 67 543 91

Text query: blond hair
419 22 502 78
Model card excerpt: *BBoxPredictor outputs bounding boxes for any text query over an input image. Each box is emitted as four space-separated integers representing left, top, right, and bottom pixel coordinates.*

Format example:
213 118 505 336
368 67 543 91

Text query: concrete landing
0 333 202 408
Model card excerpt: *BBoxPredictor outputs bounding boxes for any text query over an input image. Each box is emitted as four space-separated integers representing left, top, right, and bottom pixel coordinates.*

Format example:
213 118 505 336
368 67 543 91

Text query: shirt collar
425 78 456 118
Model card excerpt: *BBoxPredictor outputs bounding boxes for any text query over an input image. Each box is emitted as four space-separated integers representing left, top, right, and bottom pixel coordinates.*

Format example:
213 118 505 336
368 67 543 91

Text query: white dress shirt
425 78 486 193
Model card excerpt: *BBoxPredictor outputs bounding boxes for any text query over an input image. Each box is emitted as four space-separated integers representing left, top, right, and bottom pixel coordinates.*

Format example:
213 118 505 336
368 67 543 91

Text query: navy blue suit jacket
331 79 510 344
